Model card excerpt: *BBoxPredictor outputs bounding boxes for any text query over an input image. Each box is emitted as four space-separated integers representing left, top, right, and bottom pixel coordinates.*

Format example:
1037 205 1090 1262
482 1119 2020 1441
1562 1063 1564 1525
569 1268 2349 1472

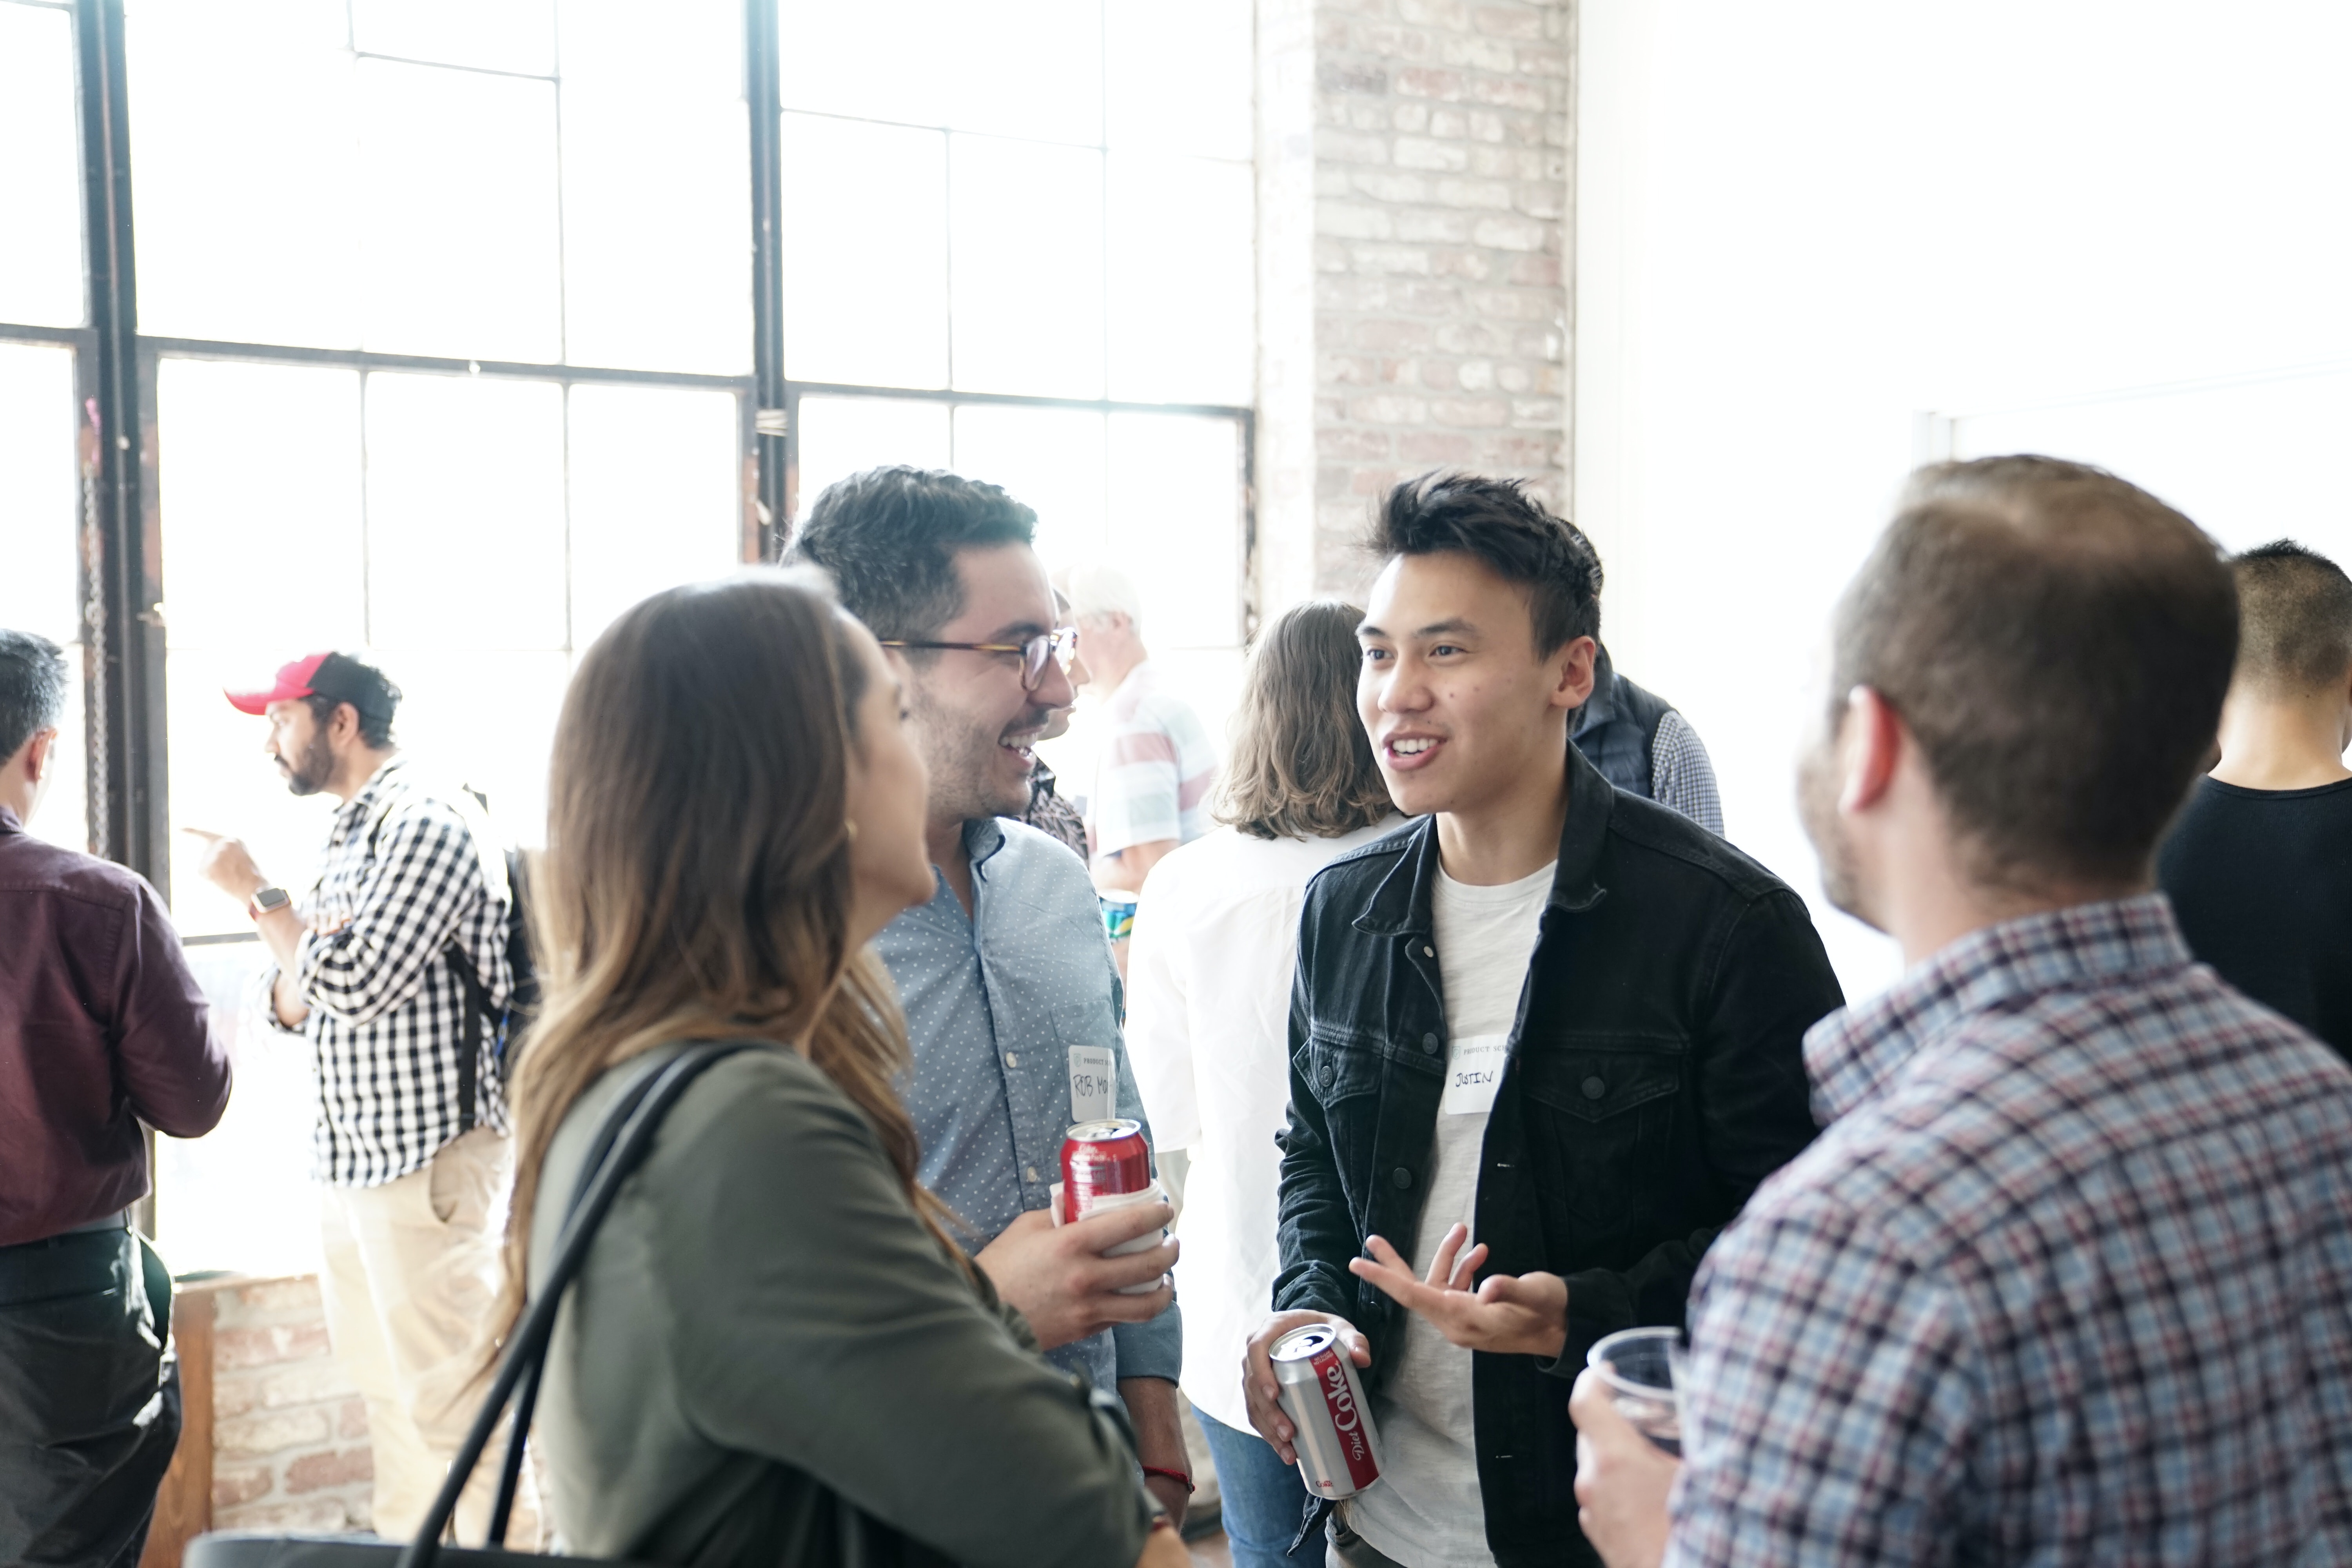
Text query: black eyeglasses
878 627 1077 691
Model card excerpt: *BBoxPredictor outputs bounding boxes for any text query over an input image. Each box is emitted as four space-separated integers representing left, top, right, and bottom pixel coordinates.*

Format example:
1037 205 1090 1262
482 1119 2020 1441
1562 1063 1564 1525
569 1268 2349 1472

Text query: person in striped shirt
1063 563 1219 898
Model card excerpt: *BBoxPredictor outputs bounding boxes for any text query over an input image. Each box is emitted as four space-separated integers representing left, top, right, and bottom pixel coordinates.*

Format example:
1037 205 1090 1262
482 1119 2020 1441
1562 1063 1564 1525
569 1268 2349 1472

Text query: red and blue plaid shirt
1669 894 2352 1565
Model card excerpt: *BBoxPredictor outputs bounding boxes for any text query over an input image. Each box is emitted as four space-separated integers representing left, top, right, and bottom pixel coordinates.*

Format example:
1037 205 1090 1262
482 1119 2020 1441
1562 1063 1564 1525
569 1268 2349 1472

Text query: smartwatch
250 886 292 920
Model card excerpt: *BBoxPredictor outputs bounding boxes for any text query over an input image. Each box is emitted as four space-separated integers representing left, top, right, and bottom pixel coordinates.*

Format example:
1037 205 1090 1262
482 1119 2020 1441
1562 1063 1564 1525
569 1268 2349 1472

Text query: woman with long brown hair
1121 600 1403 1568
499 570 1185 1567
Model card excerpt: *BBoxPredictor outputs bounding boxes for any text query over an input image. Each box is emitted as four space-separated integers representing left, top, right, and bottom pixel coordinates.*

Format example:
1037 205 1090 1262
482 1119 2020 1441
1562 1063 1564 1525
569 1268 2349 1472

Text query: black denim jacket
1274 744 1844 1566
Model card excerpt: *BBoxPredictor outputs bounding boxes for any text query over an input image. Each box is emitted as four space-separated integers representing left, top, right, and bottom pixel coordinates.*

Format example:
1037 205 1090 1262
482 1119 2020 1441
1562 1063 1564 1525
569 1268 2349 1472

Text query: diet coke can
1272 1324 1383 1499
1061 1118 1151 1214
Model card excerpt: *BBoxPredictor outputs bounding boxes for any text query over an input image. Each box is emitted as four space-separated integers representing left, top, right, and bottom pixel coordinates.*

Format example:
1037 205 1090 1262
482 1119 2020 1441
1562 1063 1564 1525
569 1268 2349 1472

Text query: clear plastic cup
1586 1326 1688 1456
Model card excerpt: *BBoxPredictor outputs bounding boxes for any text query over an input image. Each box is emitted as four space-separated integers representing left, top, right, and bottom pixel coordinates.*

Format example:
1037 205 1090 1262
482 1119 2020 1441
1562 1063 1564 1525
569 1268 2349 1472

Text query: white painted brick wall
1259 0 1572 601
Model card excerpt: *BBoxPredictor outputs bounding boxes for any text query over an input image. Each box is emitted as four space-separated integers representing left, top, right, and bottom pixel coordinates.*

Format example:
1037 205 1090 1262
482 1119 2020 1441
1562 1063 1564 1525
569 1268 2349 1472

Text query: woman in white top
1125 600 1403 1568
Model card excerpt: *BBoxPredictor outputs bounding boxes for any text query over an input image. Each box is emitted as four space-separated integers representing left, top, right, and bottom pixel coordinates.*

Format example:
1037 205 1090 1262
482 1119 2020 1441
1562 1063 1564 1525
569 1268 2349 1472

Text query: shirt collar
962 815 1009 879
1804 892 2192 1123
332 754 408 831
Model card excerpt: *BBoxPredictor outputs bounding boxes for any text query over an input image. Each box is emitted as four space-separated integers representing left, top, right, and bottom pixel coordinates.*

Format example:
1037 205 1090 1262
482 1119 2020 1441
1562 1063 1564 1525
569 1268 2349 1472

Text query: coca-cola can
1062 1118 1151 1216
1272 1324 1382 1499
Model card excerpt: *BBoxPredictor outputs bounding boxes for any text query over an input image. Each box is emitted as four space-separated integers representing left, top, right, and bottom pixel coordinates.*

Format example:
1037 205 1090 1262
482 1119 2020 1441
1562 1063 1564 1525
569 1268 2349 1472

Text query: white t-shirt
1348 860 1554 1568
1119 816 1406 1432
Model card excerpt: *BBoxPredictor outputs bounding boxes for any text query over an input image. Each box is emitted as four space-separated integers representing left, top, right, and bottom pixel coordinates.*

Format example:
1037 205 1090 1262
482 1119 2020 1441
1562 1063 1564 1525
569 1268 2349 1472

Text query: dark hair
304 690 397 750
1366 471 1601 655
2230 539 2352 695
1834 455 2237 892
0 630 69 761
786 466 1038 645
1219 600 1396 840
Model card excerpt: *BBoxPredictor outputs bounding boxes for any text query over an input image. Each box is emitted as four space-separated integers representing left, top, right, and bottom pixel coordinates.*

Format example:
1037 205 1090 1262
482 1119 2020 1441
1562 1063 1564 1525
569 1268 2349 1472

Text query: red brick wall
207 1276 374 1533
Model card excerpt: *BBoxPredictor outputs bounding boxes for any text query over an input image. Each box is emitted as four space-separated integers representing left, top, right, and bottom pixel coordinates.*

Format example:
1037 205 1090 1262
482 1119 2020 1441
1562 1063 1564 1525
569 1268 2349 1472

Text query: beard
910 684 1043 826
282 730 336 797
1797 732 1874 928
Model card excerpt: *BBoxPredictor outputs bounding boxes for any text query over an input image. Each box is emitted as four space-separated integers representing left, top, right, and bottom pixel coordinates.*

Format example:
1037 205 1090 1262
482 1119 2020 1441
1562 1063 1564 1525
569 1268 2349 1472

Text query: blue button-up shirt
875 816 1181 1394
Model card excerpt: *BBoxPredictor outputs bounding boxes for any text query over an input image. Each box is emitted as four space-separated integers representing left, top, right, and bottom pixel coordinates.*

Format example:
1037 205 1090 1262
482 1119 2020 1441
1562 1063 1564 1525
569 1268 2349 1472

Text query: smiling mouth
999 731 1040 765
1383 733 1446 770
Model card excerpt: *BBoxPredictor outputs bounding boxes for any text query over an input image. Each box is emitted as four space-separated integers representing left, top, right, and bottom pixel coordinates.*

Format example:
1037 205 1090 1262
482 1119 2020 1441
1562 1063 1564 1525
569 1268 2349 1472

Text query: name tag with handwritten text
1439 1033 1510 1116
1068 1045 1116 1124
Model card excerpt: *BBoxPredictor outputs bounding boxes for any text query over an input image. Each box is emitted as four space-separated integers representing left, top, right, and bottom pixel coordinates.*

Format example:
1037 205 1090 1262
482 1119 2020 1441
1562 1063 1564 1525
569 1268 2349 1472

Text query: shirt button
1024 1165 1040 1182
1421 1033 1440 1054
1582 1075 1606 1100
1391 1166 1414 1189
1004 1052 1019 1067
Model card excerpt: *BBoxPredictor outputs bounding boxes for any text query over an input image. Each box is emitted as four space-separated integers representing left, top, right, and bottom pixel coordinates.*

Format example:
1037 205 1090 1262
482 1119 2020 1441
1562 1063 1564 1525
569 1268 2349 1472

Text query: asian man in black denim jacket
1240 474 1844 1568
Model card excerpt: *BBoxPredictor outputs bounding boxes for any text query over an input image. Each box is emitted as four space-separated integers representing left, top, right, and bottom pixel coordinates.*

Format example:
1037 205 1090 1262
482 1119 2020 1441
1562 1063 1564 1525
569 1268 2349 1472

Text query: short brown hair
2231 540 2352 695
1833 455 2237 892
1219 600 1396 841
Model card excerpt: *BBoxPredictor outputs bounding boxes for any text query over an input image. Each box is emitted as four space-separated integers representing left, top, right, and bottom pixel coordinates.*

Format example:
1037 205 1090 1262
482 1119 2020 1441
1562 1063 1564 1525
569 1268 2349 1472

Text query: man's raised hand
1348 1224 1568 1359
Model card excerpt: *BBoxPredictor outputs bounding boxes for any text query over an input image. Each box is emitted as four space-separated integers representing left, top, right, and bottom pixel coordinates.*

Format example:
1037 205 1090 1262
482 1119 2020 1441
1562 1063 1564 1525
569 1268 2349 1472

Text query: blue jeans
1197 1404 1326 1568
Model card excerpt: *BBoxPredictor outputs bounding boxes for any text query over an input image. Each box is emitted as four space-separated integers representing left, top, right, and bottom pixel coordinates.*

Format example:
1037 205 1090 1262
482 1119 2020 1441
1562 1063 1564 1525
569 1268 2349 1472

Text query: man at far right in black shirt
2160 539 2352 1058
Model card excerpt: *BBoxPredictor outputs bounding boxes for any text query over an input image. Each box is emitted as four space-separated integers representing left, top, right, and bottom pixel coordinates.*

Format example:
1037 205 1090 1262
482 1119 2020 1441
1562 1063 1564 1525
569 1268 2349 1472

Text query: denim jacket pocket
1298 1025 1389 1201
1519 1038 1686 1231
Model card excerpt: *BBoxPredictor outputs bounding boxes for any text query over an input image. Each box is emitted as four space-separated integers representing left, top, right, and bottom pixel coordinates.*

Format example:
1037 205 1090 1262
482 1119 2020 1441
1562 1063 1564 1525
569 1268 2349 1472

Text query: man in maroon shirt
0 630 229 1568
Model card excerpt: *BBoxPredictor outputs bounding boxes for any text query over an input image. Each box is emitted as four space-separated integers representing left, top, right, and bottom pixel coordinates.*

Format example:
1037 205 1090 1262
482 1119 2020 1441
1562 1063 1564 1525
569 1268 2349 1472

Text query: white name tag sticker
1068 1045 1116 1124
1439 1033 1510 1116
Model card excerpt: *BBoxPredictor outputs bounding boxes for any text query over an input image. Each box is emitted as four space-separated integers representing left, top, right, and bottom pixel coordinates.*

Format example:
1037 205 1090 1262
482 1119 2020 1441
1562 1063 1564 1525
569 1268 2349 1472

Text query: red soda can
1271 1324 1383 1498
1061 1118 1151 1217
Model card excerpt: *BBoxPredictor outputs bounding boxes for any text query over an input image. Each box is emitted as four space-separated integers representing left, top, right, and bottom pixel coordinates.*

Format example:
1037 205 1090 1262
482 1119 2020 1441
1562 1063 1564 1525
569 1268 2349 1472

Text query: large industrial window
9 0 1257 1275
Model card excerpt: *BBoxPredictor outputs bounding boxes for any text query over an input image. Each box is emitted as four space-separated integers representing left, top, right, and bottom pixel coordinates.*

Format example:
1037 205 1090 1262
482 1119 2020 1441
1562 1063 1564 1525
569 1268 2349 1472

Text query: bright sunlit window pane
935 0 1102 145
357 59 561 362
369 649 570 846
1107 153 1255 405
781 114 949 389
953 403 1107 570
0 6 85 329
0 343 86 853
352 0 554 76
777 0 951 131
558 0 750 374
155 359 365 652
128 0 360 348
156 357 365 936
951 136 1104 398
364 373 566 648
568 383 745 648
794 396 950 522
1109 412 1242 648
1105 0 1254 160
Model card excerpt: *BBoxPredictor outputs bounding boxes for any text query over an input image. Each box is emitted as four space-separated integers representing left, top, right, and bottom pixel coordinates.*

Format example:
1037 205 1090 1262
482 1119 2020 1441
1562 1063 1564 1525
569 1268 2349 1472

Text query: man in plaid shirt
1571 457 2352 1565
194 651 528 1541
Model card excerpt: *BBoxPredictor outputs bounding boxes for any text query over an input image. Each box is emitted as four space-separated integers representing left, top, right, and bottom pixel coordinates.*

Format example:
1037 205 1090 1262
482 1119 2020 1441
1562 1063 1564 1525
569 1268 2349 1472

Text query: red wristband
1141 1465 1194 1495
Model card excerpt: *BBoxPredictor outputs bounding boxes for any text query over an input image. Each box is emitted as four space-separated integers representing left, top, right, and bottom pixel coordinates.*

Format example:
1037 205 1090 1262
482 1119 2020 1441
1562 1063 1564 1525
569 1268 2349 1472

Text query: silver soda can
1271 1324 1383 1499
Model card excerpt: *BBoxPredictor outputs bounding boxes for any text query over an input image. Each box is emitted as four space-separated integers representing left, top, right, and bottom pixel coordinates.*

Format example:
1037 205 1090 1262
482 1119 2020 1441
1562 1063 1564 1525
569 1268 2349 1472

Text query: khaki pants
318 1128 538 1545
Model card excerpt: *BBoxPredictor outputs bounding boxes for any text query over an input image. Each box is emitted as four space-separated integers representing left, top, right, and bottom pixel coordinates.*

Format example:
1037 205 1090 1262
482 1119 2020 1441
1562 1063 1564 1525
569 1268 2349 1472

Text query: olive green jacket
529 1044 1159 1567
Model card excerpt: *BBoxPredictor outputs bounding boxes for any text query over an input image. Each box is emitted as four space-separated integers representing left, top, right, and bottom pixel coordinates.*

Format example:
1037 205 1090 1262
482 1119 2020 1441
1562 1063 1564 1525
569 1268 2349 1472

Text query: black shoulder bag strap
395 1041 760 1568
447 947 485 1136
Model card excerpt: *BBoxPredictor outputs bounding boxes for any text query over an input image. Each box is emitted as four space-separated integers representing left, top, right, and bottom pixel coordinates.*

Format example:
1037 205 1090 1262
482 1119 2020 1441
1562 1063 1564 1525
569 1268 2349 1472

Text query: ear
20 728 56 786
1838 686 1904 815
1547 635 1599 714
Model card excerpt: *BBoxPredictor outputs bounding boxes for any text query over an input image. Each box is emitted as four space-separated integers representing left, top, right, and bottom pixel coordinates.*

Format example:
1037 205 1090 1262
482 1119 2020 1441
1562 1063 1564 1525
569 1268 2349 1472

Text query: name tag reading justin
1068 1045 1116 1124
1439 1033 1510 1116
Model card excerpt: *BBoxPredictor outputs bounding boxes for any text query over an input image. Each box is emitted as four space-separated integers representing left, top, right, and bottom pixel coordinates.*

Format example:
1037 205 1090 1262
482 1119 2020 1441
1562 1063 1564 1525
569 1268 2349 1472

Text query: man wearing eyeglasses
788 466 1196 1530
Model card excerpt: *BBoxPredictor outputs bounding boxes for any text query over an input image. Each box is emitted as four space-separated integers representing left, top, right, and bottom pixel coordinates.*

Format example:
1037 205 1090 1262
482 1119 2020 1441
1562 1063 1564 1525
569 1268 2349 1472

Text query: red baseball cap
224 652 400 720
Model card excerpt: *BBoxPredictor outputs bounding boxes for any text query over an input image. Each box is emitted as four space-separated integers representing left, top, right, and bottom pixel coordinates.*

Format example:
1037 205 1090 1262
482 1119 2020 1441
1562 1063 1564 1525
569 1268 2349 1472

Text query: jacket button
1421 1033 1440 1054
1582 1075 1606 1100
1391 1167 1414 1189
1422 944 1435 958
1321 1061 1335 1085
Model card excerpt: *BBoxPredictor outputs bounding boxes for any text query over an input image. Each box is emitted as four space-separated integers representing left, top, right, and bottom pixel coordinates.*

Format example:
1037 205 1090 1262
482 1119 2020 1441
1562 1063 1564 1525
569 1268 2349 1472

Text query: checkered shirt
261 757 512 1187
1668 893 2352 1566
1648 709 1723 836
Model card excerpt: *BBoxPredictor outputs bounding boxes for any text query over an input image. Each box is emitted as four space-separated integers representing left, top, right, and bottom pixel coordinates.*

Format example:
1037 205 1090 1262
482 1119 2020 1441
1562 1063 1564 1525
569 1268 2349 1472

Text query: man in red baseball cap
190 649 533 1540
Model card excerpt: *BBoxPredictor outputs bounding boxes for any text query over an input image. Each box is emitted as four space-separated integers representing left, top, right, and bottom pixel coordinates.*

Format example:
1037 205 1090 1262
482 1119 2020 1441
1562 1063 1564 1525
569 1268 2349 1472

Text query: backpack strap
446 945 485 1135
396 1040 762 1568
